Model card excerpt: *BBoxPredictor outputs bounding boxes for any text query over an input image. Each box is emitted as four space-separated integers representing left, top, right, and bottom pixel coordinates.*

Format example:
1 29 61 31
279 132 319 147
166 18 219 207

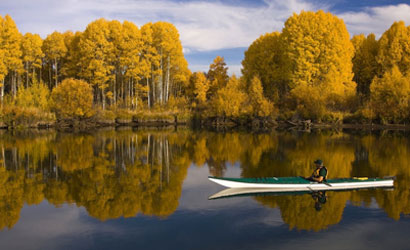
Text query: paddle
300 176 332 187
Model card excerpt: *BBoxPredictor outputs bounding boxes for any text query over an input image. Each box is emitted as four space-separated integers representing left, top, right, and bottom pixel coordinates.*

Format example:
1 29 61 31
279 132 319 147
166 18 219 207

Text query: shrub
0 105 55 127
50 78 94 120
15 81 50 110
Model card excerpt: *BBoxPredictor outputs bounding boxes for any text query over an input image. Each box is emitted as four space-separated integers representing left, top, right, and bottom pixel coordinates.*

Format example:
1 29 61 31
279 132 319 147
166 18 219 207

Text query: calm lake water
0 128 409 250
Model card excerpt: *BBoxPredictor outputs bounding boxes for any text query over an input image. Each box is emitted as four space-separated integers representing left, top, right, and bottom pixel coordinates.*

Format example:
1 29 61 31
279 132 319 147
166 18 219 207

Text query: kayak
208 176 394 191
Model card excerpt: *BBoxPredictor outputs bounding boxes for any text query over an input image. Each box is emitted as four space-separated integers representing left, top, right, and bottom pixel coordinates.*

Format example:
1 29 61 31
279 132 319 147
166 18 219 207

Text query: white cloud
3 1 410 51
0 202 119 250
2 0 323 51
340 3 410 37
3 0 410 75
188 64 242 75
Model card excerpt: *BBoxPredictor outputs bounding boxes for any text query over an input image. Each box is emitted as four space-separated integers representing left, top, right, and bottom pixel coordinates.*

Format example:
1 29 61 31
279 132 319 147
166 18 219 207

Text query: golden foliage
0 15 22 73
189 72 210 107
15 81 50 110
370 65 410 123
210 75 248 117
50 78 94 119
282 10 356 117
242 32 283 101
207 56 229 98
247 76 274 117
377 21 410 75
351 34 379 99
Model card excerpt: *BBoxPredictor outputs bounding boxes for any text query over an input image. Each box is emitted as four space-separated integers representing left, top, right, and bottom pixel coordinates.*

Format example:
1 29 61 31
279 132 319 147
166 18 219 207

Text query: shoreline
1 118 410 131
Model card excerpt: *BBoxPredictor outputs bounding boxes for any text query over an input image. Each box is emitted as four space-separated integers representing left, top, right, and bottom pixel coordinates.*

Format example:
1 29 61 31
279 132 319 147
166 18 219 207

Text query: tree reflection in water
0 129 409 231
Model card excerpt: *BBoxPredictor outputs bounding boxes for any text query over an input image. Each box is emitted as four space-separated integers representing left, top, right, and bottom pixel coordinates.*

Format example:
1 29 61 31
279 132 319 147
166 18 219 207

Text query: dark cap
314 159 323 165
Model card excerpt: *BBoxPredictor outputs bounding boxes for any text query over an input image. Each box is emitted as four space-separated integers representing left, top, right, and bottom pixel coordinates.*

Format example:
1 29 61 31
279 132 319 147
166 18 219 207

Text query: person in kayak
306 159 328 183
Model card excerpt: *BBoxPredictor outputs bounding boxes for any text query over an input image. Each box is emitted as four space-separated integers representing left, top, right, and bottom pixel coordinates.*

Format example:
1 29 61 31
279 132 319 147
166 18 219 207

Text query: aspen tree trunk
166 55 170 103
11 72 14 97
102 88 106 110
17 73 21 93
49 64 52 88
134 78 138 110
55 58 58 87
159 48 163 105
114 76 117 105
1 79 4 106
129 78 132 108
26 61 29 88
151 65 156 106
147 78 150 109
12 71 17 97
121 75 124 106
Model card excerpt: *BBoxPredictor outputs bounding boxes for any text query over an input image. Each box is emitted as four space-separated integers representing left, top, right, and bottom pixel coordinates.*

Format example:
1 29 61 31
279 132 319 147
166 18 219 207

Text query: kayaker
306 159 328 183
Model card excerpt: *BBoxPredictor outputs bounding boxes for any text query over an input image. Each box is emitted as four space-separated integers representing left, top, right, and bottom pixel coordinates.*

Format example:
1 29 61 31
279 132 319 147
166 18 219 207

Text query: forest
1 10 410 127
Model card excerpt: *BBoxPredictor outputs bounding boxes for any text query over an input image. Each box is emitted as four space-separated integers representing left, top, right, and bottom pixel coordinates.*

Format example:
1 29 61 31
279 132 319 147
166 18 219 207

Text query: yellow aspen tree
0 15 22 98
61 31 82 79
59 31 74 78
281 11 356 117
121 21 143 109
21 33 44 87
151 22 189 105
107 20 124 106
242 32 283 101
192 72 209 107
248 76 274 117
377 21 410 75
207 56 229 98
42 31 67 87
0 16 7 105
78 19 114 110
140 23 159 108
210 75 247 117
0 48 6 106
370 65 410 123
351 34 379 100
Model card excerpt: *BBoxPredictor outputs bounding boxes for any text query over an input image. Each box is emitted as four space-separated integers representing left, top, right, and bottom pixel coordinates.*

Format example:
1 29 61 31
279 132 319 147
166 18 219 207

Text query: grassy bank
3 105 410 131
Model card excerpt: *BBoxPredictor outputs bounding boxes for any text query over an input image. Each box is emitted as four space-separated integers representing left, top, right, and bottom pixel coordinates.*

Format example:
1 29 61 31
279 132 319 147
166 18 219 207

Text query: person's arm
311 176 324 182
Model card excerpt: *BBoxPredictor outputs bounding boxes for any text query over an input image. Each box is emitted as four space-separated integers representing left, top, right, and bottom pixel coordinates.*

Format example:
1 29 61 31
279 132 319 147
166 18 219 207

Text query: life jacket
313 166 328 182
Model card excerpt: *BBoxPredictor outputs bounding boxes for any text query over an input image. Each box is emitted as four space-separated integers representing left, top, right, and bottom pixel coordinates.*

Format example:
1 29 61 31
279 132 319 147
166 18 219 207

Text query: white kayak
208 176 394 191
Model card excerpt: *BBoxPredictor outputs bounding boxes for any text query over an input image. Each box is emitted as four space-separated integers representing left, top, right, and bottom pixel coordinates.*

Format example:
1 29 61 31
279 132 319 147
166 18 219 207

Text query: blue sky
1 0 410 75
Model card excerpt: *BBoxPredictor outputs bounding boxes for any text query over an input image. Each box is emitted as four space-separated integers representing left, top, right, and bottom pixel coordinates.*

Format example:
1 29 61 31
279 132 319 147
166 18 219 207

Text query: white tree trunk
55 58 58 87
159 48 163 105
102 87 105 110
26 61 29 88
152 65 156 106
0 79 4 105
147 78 150 109
166 55 170 103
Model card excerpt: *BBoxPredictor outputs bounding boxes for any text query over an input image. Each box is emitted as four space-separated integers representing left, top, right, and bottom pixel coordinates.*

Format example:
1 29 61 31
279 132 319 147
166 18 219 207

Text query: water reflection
0 129 409 231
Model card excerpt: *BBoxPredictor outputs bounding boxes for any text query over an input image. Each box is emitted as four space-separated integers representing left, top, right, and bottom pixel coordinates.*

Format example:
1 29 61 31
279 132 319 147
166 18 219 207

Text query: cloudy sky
1 0 410 74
